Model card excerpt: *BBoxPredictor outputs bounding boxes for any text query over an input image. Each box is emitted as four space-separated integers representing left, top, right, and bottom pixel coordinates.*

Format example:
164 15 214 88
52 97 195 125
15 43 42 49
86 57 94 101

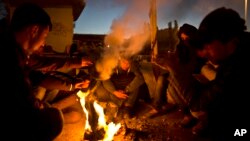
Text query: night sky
74 0 250 34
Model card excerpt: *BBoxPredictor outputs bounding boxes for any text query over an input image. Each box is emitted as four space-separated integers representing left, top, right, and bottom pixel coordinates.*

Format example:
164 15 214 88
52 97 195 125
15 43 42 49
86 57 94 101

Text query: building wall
10 7 74 53
45 7 73 53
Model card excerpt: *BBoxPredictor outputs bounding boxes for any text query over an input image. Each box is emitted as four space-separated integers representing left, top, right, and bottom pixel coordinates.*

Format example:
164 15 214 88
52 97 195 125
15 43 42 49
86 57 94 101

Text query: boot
190 111 208 135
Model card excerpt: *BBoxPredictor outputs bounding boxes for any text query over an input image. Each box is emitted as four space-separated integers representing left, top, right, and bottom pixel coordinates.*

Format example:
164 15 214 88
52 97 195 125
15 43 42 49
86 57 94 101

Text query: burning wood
77 90 121 141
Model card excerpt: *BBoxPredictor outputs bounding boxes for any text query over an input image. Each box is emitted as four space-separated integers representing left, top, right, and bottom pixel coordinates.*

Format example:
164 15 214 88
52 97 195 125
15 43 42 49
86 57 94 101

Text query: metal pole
245 0 248 22
149 0 158 61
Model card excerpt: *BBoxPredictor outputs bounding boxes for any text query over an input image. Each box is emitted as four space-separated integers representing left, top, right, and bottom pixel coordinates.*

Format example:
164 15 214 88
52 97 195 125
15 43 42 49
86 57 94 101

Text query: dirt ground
111 101 213 141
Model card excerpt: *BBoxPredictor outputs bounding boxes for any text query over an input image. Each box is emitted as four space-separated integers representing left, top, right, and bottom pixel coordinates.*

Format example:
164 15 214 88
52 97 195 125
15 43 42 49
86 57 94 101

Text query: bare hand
113 90 128 99
81 57 93 67
75 79 90 89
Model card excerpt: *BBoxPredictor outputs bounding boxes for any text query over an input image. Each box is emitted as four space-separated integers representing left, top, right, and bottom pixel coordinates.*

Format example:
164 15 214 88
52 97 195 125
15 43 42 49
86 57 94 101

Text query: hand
74 79 90 89
81 57 93 67
113 90 128 99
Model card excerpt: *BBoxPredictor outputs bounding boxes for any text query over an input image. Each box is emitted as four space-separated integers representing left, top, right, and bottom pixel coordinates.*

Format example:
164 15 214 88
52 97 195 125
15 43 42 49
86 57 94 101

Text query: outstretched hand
74 79 91 89
81 57 93 67
113 90 129 99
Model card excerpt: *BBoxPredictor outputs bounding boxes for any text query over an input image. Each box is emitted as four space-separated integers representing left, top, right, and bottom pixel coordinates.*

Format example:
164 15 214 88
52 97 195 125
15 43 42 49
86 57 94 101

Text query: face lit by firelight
28 25 50 54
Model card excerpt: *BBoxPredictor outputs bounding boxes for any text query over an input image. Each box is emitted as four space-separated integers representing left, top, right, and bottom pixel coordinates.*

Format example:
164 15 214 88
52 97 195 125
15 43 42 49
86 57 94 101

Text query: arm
102 79 116 94
102 74 128 99
38 75 73 91
28 54 92 72
125 61 145 93
34 71 90 91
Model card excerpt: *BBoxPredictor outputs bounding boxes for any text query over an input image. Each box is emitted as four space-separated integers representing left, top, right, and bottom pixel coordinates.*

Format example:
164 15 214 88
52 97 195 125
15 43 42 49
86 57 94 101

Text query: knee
63 110 83 124
42 108 64 140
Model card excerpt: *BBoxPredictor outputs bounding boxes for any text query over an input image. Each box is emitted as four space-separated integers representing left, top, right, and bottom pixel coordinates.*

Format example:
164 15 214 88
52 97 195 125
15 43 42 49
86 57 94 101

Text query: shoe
192 120 208 135
180 114 197 128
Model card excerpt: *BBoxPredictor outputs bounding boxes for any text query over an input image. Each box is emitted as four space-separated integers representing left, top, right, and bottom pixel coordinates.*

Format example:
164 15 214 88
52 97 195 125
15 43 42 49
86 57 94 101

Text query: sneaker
180 114 197 128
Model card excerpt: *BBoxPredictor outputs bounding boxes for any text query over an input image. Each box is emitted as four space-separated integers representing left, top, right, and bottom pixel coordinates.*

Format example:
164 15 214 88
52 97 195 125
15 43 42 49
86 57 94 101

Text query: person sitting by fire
26 42 93 125
22 29 94 123
28 46 95 124
93 54 145 120
31 69 94 124
153 23 206 122
182 7 250 139
28 45 93 103
1 3 63 140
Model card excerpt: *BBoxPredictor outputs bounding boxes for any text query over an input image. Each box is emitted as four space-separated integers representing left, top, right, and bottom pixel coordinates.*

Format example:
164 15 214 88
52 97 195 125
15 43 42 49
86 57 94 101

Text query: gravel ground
111 102 213 141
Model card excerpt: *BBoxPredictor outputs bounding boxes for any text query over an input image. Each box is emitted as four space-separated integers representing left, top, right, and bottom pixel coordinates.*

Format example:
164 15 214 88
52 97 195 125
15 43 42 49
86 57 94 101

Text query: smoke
95 46 120 80
94 0 247 80
95 0 151 80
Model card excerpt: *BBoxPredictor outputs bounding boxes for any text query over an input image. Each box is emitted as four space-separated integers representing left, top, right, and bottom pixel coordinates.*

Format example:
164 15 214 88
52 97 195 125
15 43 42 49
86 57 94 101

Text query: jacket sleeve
28 54 82 72
102 78 116 94
125 61 145 93
38 74 73 91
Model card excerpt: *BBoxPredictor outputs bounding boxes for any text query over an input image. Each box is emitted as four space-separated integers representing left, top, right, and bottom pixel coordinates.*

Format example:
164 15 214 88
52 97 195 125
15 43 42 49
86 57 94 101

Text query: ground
82 100 214 141
54 97 247 141
111 101 213 141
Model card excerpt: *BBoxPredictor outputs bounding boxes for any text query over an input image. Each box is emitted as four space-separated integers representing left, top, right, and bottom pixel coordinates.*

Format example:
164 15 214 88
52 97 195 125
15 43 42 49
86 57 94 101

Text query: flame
103 122 121 141
77 90 92 132
93 101 107 129
93 101 121 141
77 90 121 141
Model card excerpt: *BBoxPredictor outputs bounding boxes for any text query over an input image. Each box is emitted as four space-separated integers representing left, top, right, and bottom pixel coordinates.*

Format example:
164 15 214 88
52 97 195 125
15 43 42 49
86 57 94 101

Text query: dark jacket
1 32 63 141
103 60 144 94
190 32 250 139
27 52 84 73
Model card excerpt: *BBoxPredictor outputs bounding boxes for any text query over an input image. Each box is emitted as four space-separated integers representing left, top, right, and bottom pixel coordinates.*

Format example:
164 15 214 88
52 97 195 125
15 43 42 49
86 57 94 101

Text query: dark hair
10 3 52 32
196 7 246 49
178 23 198 39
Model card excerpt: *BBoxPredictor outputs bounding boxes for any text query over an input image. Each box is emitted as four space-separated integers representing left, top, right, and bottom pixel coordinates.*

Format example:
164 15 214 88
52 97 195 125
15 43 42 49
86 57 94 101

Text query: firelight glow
77 90 121 141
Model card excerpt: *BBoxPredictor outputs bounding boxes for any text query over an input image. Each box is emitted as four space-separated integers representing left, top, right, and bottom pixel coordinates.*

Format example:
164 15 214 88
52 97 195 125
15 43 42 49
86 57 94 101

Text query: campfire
77 90 121 141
